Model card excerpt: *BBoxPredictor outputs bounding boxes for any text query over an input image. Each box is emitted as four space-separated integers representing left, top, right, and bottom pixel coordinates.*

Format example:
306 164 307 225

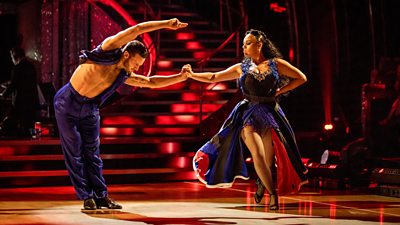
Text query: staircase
0 0 241 187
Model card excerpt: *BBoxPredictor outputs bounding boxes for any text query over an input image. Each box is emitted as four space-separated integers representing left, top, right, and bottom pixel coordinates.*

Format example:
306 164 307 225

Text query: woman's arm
275 58 307 96
186 63 242 83
102 18 188 50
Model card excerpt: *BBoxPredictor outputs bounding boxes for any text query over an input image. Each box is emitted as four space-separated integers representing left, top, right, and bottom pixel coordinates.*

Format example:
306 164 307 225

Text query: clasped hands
179 64 194 80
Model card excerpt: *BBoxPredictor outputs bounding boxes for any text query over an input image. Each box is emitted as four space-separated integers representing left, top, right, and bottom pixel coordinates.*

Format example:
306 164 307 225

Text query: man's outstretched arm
101 18 187 50
124 73 188 89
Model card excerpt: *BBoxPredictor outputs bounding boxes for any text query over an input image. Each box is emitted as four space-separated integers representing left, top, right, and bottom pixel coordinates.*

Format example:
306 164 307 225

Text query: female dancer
185 29 308 210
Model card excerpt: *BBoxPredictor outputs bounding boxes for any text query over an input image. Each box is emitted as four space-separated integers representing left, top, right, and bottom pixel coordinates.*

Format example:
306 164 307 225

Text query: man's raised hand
168 18 188 30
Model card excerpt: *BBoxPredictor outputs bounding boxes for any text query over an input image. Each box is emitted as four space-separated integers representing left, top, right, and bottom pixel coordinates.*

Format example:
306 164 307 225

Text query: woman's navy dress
193 58 308 195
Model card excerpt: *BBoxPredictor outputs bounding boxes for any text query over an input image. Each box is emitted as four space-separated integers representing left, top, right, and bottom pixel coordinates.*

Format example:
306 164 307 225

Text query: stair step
160 11 198 17
101 124 199 128
155 67 235 73
134 88 238 94
0 152 195 162
160 31 238 40
161 39 236 44
101 111 211 116
120 100 227 105
0 136 203 146
160 48 235 53
163 30 233 35
0 168 193 178
120 2 189 11
159 57 234 62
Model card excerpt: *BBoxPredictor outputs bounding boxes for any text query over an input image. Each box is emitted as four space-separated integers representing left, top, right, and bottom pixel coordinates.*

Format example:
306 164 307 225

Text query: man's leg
79 105 107 198
79 104 122 209
54 93 94 201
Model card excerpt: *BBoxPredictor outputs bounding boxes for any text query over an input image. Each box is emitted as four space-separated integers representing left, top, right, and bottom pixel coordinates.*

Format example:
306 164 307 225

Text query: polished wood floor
0 181 399 225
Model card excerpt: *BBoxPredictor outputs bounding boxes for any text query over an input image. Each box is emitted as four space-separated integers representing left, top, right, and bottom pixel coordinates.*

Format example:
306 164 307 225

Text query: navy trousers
54 83 107 200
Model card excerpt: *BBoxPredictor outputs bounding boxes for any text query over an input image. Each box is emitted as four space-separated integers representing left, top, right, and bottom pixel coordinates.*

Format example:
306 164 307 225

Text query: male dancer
54 18 188 210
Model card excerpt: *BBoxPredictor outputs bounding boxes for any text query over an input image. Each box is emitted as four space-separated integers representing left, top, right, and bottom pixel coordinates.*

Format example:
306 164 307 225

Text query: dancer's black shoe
268 193 279 210
95 196 122 209
83 198 97 210
254 178 265 204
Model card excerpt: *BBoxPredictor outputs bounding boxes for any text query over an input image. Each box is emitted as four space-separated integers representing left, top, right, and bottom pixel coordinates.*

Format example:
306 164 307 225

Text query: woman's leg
261 129 278 207
241 126 274 194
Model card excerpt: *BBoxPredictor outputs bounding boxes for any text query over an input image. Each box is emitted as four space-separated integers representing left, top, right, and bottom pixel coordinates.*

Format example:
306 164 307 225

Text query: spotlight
324 123 333 131
320 149 341 165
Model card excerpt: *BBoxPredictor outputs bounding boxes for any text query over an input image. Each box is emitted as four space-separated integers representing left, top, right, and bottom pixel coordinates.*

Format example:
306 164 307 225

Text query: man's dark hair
10 47 25 59
122 40 149 58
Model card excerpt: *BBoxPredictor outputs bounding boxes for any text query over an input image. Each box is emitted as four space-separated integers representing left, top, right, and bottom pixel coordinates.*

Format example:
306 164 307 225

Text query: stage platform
0 181 399 225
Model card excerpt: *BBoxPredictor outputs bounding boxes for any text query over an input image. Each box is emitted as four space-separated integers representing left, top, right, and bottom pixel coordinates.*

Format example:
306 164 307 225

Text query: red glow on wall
270 3 287 13
142 127 195 135
158 142 181 154
154 82 186 90
169 156 190 168
202 104 223 112
329 202 337 219
171 104 196 112
171 104 222 113
345 126 350 134
176 32 194 40
100 127 135 136
203 91 218 99
102 116 143 125
157 60 173 69
156 71 176 75
0 147 15 155
181 92 199 101
188 82 203 90
186 41 203 50
318 43 333 125
193 51 208 59
155 115 198 124
289 48 294 62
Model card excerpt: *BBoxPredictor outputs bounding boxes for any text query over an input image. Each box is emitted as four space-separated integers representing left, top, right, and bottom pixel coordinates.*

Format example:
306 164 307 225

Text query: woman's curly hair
245 29 282 59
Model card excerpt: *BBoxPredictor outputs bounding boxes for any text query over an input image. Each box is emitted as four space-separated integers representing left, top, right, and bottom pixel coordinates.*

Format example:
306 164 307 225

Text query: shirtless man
53 18 188 210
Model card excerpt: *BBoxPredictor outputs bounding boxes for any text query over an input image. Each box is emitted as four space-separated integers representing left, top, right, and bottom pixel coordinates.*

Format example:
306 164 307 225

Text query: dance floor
0 181 399 225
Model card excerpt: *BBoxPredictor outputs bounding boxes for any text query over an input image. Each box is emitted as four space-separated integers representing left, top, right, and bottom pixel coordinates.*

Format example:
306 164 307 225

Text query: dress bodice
239 58 280 98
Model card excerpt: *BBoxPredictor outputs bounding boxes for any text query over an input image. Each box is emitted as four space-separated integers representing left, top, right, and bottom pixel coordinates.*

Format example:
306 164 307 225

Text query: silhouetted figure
0 47 39 137
379 64 400 156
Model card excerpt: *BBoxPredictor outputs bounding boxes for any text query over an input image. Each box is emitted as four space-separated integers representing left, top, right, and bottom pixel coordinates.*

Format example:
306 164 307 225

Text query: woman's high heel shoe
268 193 279 210
254 178 265 204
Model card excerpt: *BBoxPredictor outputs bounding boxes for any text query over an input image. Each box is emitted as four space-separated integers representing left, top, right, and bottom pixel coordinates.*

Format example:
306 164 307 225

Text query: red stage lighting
158 142 181 154
186 41 203 50
270 3 287 13
289 48 294 62
176 32 194 40
157 60 173 69
193 51 208 59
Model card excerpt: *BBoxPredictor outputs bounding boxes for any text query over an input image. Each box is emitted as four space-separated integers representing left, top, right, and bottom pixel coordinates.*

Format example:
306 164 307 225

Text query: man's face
125 53 146 73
